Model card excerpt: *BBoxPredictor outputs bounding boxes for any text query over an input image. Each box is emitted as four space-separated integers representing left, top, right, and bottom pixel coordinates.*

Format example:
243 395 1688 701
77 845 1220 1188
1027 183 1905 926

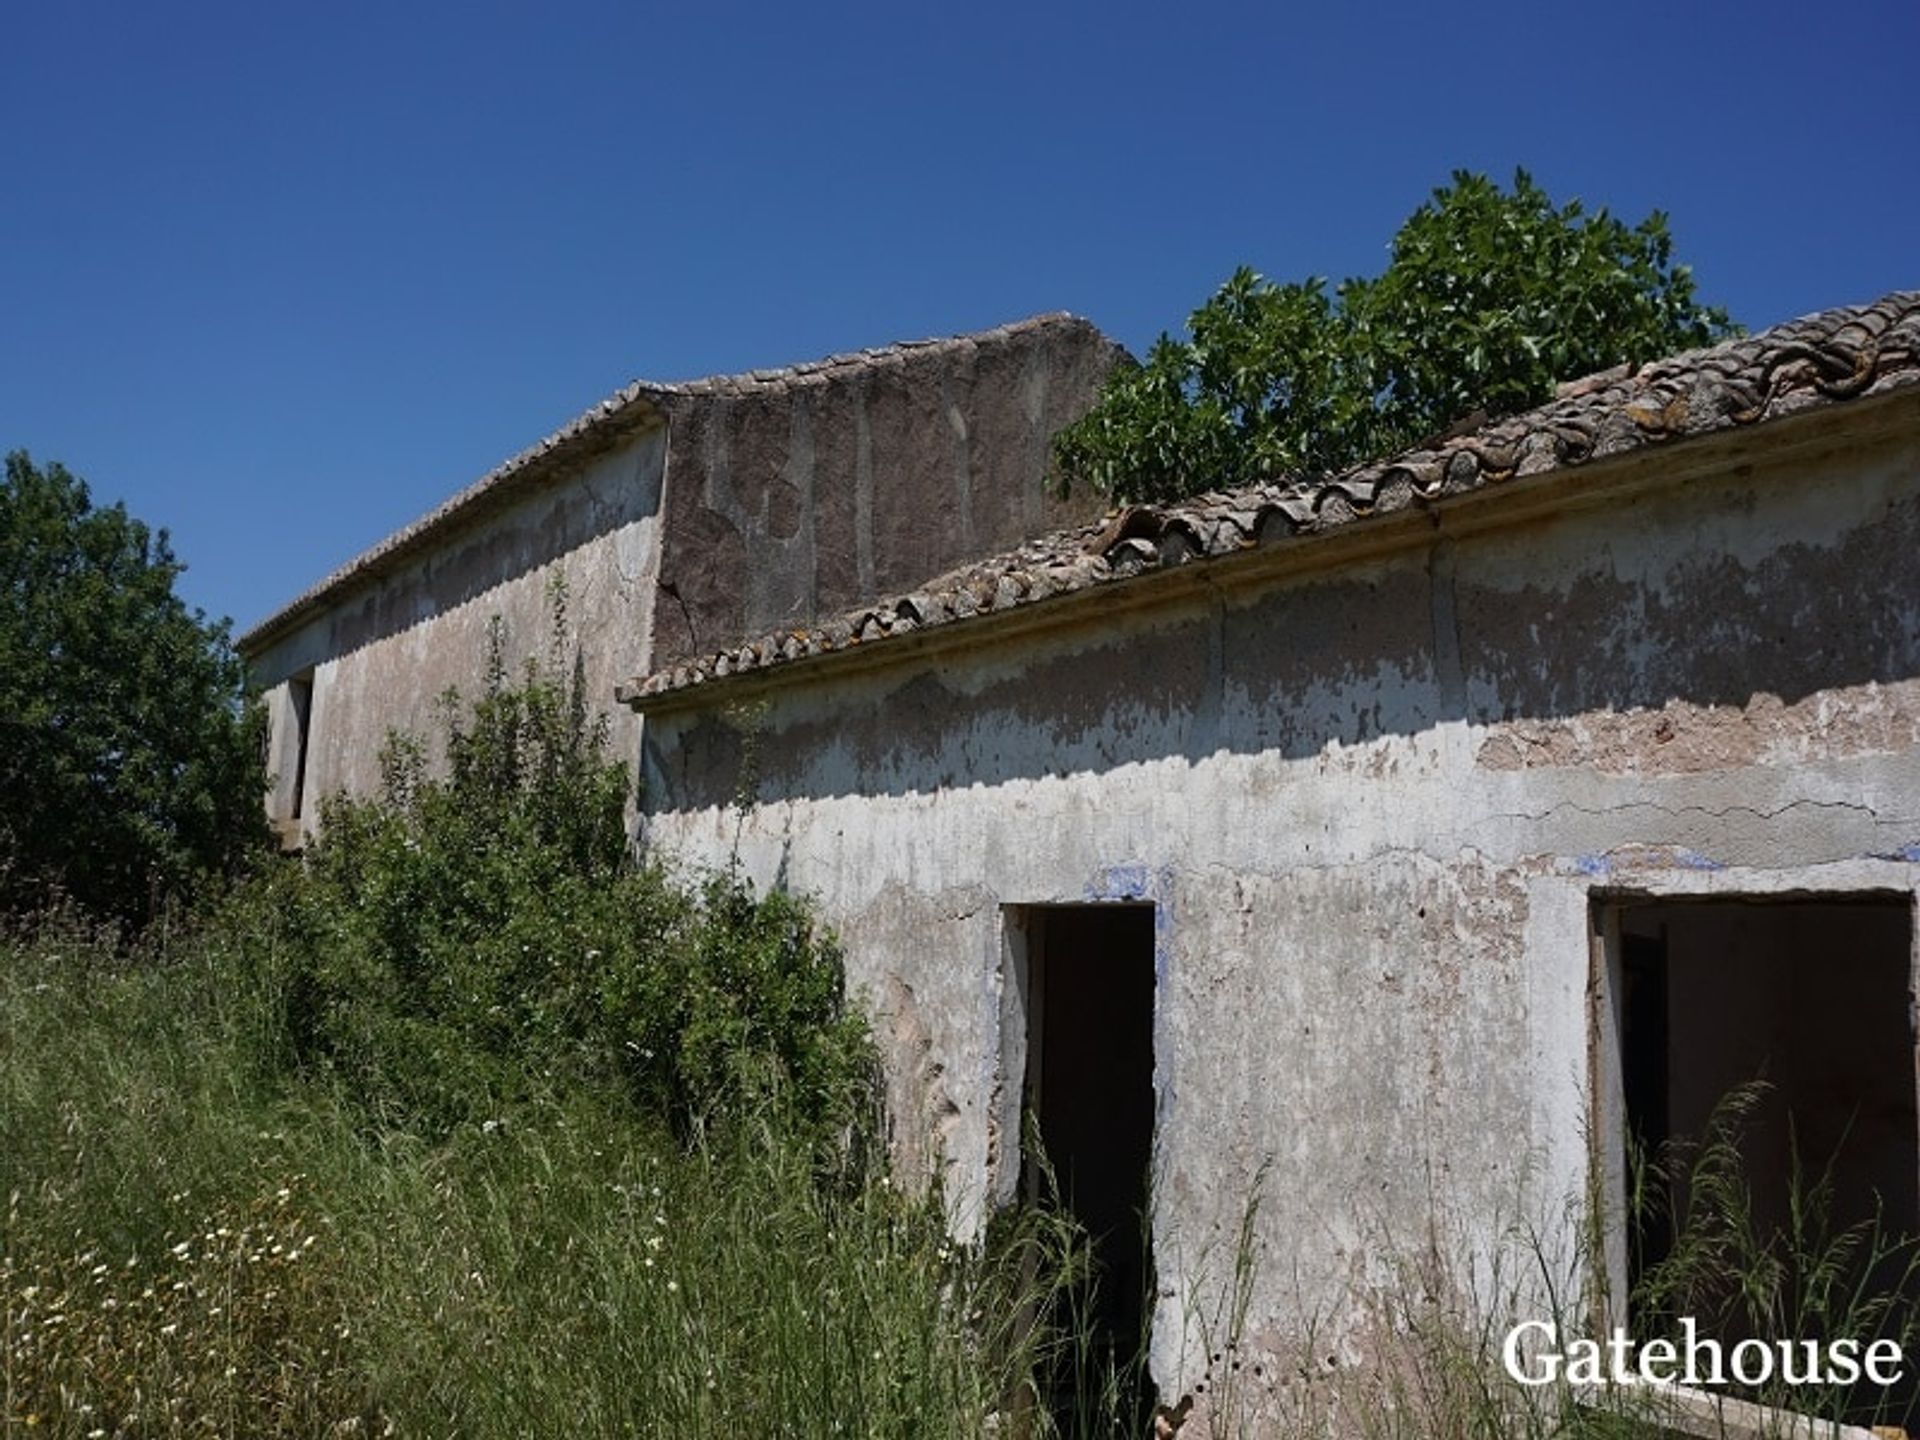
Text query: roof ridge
621 287 1920 707
633 312 1098 400
238 311 1101 652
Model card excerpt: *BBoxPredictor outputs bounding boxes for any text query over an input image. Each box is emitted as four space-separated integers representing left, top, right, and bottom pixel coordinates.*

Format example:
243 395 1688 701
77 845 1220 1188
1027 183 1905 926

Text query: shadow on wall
643 470 1920 812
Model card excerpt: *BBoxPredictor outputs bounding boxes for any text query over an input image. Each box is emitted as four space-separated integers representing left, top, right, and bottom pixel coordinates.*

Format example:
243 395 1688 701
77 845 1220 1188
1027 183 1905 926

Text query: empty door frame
1001 903 1158 1361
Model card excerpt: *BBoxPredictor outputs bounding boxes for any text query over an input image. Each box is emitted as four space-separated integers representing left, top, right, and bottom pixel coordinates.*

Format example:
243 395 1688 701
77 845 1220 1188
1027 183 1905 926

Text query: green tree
0 451 267 925
1053 169 1737 504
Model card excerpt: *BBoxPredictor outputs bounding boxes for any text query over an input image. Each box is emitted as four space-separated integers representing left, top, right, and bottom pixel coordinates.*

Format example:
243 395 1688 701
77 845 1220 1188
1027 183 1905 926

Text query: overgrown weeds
1628 1082 1920 1431
0 608 1076 1437
266 608 876 1152
0 920 1077 1435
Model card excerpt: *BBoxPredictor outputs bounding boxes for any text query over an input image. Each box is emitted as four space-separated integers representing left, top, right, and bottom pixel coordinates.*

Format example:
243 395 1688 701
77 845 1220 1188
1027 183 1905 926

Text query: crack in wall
1490 796 1890 826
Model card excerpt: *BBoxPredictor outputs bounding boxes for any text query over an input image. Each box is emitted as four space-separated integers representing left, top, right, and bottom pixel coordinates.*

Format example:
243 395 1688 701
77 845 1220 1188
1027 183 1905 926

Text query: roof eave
620 381 1920 718
621 288 1920 711
237 391 669 656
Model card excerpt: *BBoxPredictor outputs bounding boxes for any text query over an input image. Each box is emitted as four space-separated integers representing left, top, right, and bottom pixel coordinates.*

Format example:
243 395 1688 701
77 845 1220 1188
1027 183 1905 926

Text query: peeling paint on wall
636 419 1920 1412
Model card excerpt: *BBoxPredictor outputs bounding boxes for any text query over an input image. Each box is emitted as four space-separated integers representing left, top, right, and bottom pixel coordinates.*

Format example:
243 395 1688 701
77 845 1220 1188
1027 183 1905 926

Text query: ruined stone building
246 293 1920 1427
618 293 1920 1425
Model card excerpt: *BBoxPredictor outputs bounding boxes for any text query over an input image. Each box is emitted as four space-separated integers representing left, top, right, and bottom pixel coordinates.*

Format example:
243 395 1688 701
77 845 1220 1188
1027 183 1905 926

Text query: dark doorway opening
1611 895 1919 1425
1022 903 1156 1432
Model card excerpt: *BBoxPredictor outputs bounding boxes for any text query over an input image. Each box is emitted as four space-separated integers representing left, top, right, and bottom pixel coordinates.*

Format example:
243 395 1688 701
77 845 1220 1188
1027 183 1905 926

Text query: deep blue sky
6 1 1916 636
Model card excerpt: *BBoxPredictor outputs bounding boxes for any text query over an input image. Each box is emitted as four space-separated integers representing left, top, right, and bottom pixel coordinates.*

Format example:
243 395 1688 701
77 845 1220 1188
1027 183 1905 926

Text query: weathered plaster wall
251 425 667 833
649 317 1114 664
635 420 1920 1420
244 317 1116 833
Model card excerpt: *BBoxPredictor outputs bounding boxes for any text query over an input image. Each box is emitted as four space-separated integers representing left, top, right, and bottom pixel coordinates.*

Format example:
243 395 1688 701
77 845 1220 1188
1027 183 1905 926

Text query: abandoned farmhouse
241 290 1920 1424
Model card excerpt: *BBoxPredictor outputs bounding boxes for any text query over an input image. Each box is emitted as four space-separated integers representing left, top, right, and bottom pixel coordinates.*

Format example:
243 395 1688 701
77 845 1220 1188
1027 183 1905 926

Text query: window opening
287 671 314 821
1601 894 1917 1424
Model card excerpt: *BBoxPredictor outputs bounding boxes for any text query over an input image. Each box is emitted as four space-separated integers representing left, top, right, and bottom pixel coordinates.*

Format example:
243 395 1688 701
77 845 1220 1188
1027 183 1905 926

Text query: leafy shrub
264 611 874 1151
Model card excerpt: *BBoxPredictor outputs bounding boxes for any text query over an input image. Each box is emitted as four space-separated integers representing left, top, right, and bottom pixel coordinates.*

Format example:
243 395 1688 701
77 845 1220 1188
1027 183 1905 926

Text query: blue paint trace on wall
1673 849 1725 872
1565 848 1724 876
1085 863 1156 902
1869 842 1920 863
1082 863 1176 968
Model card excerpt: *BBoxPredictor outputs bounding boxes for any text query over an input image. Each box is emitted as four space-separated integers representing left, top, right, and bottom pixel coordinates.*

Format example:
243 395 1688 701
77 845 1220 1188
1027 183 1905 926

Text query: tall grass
0 913 1085 1438
1154 1094 1920 1440
12 928 1920 1438
1 915 373 1436
1628 1083 1920 1432
1 602 1112 1438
